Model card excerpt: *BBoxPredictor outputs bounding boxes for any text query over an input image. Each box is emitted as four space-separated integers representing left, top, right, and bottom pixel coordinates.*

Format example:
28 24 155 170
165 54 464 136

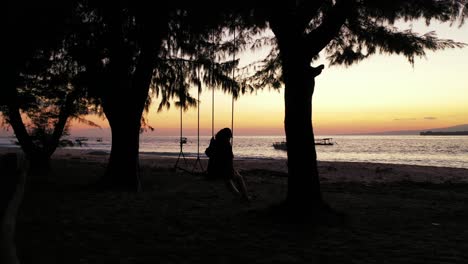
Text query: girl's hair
215 128 232 141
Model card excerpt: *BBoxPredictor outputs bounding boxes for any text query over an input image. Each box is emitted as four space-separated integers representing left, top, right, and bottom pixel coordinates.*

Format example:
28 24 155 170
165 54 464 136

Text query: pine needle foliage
241 0 467 89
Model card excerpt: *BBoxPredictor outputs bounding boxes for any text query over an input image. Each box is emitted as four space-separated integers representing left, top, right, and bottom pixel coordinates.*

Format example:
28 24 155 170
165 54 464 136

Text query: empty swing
174 89 189 171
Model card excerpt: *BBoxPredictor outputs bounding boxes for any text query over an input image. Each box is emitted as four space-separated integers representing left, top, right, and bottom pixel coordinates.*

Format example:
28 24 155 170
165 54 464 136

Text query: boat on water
74 137 88 147
272 138 334 150
315 138 334 145
272 141 287 150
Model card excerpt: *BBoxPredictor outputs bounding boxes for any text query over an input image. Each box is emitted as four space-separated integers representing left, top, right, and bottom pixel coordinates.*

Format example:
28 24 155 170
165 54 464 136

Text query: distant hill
350 124 468 135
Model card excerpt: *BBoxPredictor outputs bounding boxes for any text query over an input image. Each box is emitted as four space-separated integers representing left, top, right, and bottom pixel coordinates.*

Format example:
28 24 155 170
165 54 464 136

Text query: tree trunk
96 8 167 192
6 101 35 156
7 102 51 177
96 46 157 192
282 60 324 213
99 106 142 192
6 87 74 177
270 20 326 214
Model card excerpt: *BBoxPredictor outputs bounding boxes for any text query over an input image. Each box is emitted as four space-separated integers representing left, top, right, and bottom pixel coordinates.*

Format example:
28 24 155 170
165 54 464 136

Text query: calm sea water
1 135 467 169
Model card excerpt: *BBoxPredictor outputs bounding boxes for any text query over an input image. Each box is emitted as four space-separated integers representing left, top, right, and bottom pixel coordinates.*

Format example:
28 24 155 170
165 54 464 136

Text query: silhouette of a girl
205 128 250 202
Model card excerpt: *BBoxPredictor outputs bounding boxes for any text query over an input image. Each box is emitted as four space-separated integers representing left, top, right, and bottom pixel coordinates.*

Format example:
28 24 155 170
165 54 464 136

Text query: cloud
393 117 438 121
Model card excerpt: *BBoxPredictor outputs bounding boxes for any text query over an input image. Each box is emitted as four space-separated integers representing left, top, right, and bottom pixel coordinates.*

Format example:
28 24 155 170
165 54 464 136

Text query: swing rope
212 80 215 138
174 83 189 170
211 31 215 139
197 73 201 160
231 27 236 146
174 41 189 170
191 63 204 173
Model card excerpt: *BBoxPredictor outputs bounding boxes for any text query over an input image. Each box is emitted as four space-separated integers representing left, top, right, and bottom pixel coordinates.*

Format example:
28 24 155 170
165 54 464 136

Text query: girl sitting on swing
205 128 251 202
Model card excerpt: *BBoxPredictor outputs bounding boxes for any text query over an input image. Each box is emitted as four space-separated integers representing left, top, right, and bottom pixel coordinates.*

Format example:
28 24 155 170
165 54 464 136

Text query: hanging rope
211 31 215 138
209 28 236 141
197 70 201 159
191 24 203 172
174 77 189 170
231 27 236 146
191 62 204 173
212 80 215 138
173 33 188 171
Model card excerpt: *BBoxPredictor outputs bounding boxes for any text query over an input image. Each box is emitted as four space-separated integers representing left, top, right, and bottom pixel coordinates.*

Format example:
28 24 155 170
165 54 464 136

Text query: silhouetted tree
244 0 467 214
5 52 92 175
3 0 87 175
73 2 257 191
69 2 172 191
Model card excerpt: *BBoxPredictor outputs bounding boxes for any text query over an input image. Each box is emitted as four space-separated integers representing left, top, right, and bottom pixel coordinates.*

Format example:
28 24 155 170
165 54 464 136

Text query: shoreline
1 146 467 184
2 134 467 170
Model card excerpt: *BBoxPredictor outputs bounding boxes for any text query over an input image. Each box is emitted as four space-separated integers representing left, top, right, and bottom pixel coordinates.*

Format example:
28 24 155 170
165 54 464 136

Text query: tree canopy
242 0 467 90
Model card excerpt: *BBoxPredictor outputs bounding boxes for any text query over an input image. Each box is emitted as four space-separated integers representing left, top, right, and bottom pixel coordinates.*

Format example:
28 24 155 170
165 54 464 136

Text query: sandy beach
2 147 467 263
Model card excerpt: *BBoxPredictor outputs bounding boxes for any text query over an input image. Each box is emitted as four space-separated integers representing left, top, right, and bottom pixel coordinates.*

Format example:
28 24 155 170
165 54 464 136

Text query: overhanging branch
305 0 355 57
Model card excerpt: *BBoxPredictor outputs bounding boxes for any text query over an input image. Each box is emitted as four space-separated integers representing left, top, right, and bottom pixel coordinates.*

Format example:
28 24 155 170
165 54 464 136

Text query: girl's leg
233 170 250 202
225 179 240 196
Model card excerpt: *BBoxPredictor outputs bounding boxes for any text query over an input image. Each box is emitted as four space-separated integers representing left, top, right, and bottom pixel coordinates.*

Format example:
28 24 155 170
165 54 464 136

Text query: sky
140 20 468 136
2 20 467 137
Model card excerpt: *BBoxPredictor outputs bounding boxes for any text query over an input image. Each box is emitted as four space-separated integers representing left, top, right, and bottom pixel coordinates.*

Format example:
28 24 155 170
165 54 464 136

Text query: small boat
96 137 103 142
74 137 88 147
273 138 334 150
315 138 334 145
272 141 287 150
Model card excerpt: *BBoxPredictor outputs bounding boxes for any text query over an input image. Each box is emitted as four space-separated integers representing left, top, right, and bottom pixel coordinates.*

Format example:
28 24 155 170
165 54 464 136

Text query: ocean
1 135 467 169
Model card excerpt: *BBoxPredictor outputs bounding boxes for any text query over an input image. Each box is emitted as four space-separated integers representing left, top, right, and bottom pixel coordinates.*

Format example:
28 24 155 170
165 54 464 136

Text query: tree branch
6 90 37 156
47 88 79 156
295 0 326 32
305 0 354 57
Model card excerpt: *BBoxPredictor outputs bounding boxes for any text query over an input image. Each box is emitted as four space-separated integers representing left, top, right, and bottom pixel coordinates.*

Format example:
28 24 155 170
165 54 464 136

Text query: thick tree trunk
97 42 153 192
97 46 156 192
96 8 167 192
270 19 326 214
282 59 324 213
268 2 351 217
99 106 142 192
